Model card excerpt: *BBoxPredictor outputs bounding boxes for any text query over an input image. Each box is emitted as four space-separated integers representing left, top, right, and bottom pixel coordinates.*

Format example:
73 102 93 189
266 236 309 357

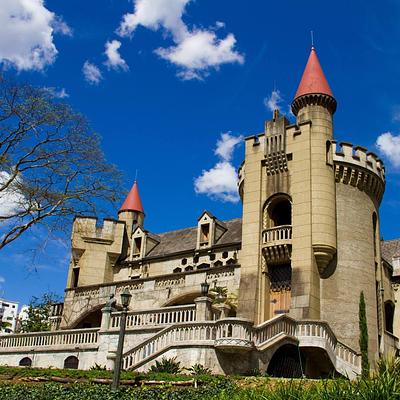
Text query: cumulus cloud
155 31 244 80
117 0 244 80
117 0 189 41
194 132 243 202
264 89 283 113
0 171 25 219
104 40 129 71
376 132 400 168
0 0 70 71
82 61 103 85
0 276 4 285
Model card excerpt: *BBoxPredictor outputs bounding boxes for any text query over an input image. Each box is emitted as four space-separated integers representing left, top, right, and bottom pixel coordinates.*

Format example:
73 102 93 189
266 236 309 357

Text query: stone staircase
121 315 361 379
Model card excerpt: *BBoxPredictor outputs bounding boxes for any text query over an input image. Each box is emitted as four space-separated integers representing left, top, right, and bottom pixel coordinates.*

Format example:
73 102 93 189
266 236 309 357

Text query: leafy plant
148 357 182 374
89 363 107 371
186 363 211 376
209 285 238 310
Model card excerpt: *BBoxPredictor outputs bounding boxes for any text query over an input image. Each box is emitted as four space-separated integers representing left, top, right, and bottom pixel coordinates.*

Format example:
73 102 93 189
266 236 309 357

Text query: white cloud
117 0 189 41
117 0 244 80
155 30 244 80
82 61 103 85
0 0 70 71
0 276 4 284
0 171 25 219
194 132 243 203
43 87 69 99
52 15 73 37
264 89 283 113
376 132 400 168
104 40 129 71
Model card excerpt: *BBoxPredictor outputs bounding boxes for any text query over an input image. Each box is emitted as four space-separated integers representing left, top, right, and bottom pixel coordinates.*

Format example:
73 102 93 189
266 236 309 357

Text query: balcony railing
0 328 99 351
263 225 292 244
111 305 196 329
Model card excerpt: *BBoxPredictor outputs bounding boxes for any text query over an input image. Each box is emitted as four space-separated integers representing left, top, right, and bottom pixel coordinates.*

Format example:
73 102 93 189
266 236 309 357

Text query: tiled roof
381 239 400 263
146 218 242 258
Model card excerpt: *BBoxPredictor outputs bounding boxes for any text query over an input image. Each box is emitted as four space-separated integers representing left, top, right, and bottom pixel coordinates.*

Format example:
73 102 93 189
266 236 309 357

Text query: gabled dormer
196 211 227 249
130 226 160 260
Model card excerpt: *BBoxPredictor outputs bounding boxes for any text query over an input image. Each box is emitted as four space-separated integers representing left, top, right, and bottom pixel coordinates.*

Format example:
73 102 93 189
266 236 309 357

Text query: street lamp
200 280 210 296
111 288 132 392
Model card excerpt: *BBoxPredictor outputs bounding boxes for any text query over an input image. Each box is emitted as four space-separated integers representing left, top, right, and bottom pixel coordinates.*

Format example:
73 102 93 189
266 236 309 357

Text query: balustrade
263 225 292 244
0 328 99 350
111 305 196 329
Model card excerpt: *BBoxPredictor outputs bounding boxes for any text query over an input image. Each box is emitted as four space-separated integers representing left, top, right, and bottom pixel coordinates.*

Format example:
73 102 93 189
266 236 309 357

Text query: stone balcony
262 225 292 264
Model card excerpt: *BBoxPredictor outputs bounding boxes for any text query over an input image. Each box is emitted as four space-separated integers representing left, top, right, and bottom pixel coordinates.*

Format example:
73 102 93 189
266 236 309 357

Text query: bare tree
0 77 123 249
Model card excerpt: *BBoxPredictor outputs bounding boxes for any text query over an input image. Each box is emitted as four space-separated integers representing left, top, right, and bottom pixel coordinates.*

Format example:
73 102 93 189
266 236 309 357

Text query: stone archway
162 291 200 307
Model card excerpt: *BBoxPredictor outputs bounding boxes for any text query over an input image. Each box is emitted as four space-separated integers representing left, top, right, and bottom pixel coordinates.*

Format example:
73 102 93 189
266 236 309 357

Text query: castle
0 47 398 378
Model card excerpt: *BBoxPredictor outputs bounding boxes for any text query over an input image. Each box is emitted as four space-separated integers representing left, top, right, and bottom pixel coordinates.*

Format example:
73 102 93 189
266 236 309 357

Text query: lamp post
200 280 210 297
111 288 132 392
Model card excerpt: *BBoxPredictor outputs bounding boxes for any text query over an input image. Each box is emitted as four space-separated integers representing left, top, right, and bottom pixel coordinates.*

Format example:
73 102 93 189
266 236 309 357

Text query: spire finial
311 30 314 48
134 169 138 182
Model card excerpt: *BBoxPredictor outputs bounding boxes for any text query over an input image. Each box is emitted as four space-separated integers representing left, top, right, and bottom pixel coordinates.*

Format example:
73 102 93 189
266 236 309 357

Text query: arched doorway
267 344 304 378
19 357 32 367
385 301 395 333
64 356 79 369
73 307 103 329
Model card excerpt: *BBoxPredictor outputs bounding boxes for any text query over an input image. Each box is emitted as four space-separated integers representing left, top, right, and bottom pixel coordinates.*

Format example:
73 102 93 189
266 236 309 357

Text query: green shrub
148 357 182 374
186 364 212 376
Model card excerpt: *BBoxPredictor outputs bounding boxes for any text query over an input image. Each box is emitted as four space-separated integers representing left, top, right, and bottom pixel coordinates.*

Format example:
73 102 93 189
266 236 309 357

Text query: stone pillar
194 297 212 321
213 303 231 319
100 306 113 331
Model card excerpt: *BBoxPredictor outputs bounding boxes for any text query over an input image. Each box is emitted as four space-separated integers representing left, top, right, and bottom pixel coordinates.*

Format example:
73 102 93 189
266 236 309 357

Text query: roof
294 47 334 100
119 181 144 214
146 218 242 258
381 239 400 263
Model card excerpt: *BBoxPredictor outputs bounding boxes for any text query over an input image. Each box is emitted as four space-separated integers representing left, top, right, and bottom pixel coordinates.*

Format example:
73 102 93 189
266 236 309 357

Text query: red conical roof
294 47 334 100
119 181 144 213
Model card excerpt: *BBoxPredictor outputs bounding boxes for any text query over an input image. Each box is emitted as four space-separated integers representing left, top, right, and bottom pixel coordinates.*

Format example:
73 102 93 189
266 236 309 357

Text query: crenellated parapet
333 141 385 204
73 217 123 245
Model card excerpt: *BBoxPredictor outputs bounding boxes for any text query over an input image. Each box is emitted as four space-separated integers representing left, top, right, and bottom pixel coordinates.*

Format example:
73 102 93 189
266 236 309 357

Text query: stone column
100 306 113 331
194 297 213 321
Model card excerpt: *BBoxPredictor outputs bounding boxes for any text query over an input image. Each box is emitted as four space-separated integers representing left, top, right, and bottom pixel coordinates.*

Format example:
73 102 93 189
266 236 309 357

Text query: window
209 254 216 261
133 237 142 255
173 267 182 273
384 301 395 334
200 224 210 246
326 140 333 165
72 268 80 288
193 255 199 263
181 258 187 265
184 266 194 272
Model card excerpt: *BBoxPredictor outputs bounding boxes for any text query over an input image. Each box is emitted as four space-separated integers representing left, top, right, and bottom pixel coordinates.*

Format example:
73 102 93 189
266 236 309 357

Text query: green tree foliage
21 292 61 333
359 290 369 378
148 357 182 374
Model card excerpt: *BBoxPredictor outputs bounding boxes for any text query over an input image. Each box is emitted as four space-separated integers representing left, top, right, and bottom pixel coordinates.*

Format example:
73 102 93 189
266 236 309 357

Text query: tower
238 46 338 322
118 180 145 237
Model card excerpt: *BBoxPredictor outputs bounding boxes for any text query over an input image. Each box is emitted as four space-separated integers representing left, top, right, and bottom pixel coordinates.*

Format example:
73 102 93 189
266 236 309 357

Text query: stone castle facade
0 47 398 378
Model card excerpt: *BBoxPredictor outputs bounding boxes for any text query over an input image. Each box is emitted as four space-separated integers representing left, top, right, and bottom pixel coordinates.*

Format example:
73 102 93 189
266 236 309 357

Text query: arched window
19 357 32 367
326 140 333 166
264 194 292 229
384 301 395 334
64 356 79 369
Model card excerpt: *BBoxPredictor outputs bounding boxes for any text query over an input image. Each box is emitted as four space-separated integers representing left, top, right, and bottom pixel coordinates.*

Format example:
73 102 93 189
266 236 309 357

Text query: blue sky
0 0 400 307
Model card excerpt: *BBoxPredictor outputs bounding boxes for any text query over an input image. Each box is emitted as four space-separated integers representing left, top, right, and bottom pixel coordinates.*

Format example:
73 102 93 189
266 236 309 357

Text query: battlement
333 141 385 204
73 217 124 244
333 141 385 182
